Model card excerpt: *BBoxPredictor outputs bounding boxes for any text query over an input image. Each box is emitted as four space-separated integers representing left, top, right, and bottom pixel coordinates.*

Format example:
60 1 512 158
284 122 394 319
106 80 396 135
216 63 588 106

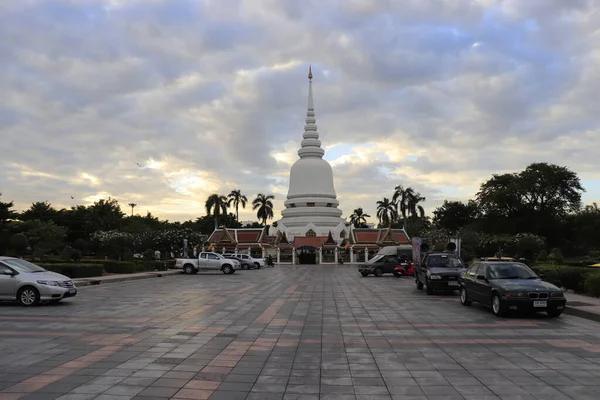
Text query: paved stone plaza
2 266 600 400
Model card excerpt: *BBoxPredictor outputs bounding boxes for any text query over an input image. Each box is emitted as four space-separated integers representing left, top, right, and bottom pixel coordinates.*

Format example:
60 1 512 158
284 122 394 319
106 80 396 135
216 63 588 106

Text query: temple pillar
222 247 226 254
334 247 338 264
318 247 322 264
234 246 238 255
350 247 354 263
277 247 281 263
292 249 297 264
262 247 266 258
365 247 368 262
201 245 205 252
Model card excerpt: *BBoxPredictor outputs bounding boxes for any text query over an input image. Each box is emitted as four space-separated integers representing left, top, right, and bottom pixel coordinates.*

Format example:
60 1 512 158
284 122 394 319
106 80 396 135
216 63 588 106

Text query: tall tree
87 198 125 232
392 185 410 226
349 208 371 228
252 193 274 226
227 190 248 223
376 198 397 227
0 194 17 254
20 201 60 222
0 193 16 224
432 200 479 234
477 163 584 240
205 194 228 230
393 185 426 227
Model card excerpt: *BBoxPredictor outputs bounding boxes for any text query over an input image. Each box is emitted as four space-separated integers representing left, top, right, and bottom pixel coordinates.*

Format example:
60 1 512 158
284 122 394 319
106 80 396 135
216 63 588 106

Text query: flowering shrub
92 228 205 257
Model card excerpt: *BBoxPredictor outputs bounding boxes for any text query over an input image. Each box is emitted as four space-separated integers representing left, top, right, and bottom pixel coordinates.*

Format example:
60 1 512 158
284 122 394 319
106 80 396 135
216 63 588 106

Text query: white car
234 253 266 268
0 257 77 306
175 252 240 275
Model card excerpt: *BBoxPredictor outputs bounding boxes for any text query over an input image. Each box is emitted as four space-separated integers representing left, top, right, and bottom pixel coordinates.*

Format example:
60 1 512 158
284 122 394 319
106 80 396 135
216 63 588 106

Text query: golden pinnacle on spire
308 65 313 80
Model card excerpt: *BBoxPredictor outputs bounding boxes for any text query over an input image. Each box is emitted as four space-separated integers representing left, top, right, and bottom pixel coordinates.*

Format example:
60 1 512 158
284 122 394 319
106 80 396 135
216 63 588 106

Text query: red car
394 261 415 277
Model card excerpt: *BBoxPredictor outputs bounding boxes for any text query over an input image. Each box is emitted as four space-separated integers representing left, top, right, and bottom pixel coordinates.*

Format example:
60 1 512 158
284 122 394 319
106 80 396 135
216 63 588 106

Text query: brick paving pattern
1 265 600 399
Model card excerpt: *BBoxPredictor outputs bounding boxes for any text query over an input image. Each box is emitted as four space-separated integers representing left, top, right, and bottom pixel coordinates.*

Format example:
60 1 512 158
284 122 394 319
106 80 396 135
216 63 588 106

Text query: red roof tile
354 231 380 243
391 231 410 244
236 230 262 243
293 236 328 249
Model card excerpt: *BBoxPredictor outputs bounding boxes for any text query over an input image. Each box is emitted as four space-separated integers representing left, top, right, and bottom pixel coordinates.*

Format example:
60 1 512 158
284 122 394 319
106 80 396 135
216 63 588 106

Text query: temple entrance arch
297 246 317 264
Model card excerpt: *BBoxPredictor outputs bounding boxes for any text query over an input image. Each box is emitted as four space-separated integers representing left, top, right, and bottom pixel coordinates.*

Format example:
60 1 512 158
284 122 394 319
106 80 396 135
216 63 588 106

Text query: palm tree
252 193 275 226
205 194 228 230
349 208 370 228
407 193 426 218
376 198 397 227
393 185 426 227
227 190 248 223
128 203 137 217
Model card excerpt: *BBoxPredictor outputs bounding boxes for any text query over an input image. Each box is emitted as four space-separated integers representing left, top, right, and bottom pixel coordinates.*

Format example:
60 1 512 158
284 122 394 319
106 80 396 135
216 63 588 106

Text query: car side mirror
476 274 486 281
1 270 15 276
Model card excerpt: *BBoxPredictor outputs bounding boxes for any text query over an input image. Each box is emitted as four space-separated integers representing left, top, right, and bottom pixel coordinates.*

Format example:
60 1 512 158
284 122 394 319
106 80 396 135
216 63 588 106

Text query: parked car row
173 252 266 275
358 250 567 318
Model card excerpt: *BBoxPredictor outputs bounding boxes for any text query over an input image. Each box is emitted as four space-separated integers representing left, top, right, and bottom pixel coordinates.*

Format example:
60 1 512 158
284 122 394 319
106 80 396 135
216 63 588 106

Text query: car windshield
367 255 385 264
2 259 46 273
488 263 538 279
427 255 464 268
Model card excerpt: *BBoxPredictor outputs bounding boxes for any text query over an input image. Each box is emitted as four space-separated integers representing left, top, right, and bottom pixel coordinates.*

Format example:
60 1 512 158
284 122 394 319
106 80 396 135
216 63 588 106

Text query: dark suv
415 252 466 295
358 255 399 277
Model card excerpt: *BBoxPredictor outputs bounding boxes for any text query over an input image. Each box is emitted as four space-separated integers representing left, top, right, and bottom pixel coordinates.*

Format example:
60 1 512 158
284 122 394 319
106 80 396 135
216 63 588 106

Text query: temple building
270 66 348 245
206 67 410 264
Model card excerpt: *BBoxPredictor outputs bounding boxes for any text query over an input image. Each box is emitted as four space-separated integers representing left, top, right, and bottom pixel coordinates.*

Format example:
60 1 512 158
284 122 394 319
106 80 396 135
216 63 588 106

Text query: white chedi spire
298 65 325 159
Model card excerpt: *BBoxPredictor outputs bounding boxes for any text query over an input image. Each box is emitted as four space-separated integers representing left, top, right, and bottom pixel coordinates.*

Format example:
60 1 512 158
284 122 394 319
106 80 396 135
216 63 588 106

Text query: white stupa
272 66 348 242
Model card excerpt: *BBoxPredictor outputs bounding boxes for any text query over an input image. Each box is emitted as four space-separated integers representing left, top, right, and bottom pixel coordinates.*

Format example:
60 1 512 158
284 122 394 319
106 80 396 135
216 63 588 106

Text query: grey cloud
1 0 599 219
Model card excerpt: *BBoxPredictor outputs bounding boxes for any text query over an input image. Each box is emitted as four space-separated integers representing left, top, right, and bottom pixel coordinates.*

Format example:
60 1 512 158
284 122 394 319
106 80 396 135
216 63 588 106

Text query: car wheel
222 265 233 275
547 309 563 318
425 279 434 295
18 286 40 307
183 264 194 275
416 279 424 290
254 262 260 269
360 272 369 277
460 287 472 306
492 294 507 317
374 268 383 277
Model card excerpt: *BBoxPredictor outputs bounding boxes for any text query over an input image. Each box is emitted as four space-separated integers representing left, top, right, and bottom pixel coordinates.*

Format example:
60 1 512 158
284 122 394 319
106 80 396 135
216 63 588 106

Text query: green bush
536 249 548 262
39 263 104 279
60 246 82 262
549 248 564 264
533 264 594 292
584 273 600 297
102 260 167 274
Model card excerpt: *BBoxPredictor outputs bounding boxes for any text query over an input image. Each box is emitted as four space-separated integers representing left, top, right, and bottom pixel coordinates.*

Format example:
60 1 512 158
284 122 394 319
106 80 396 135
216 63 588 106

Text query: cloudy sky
2 0 599 224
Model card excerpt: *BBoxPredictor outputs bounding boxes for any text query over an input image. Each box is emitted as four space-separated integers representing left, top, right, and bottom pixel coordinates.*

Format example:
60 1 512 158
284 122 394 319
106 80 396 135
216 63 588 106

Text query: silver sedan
0 257 77 306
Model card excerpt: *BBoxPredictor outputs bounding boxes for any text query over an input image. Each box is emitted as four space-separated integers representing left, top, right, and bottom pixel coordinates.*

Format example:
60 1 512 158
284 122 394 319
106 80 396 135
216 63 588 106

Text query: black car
358 255 398 277
459 261 566 317
224 255 254 270
415 252 466 294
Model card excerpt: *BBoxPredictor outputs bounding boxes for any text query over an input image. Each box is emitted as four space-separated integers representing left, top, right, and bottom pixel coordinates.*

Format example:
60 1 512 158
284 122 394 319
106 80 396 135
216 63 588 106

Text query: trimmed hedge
584 273 600 297
532 264 600 295
103 261 168 274
37 260 170 278
39 263 104 279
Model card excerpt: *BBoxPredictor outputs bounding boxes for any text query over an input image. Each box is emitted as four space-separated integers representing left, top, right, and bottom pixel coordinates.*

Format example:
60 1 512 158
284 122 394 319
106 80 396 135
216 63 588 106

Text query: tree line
348 162 599 262
1 162 598 263
0 190 275 259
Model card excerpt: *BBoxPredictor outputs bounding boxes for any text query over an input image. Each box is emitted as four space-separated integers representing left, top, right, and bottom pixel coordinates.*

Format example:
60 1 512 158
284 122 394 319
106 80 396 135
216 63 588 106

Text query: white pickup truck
175 252 240 275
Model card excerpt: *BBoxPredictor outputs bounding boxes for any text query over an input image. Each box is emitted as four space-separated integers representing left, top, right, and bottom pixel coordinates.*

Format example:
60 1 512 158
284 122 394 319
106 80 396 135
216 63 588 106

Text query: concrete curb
74 270 182 287
564 306 600 323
